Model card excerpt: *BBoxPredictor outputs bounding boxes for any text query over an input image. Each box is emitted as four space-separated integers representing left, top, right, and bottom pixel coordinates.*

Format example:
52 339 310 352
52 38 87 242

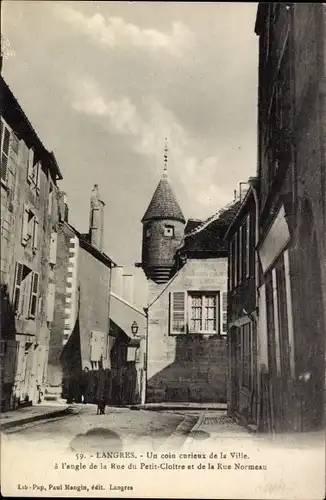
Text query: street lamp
131 321 139 336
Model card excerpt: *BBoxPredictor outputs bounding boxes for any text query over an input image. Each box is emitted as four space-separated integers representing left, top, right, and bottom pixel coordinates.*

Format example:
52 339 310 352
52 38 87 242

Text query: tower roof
141 172 185 223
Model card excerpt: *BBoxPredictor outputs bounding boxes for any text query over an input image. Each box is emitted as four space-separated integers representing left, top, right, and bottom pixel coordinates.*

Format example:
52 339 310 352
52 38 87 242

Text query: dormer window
146 228 151 238
164 225 174 238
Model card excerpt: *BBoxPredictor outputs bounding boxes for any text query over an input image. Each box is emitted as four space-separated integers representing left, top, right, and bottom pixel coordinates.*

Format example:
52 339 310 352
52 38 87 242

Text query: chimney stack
122 274 134 304
89 184 105 251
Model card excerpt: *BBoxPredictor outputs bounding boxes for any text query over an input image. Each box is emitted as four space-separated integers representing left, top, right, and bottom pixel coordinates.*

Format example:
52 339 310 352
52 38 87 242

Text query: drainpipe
141 307 149 405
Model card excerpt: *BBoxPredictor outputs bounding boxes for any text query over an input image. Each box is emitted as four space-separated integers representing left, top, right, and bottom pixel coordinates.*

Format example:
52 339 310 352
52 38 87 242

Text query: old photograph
0 2 325 499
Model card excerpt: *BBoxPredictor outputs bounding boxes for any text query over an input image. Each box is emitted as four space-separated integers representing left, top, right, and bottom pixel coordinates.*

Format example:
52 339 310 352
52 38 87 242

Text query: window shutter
48 184 53 216
1 123 10 183
13 262 23 313
222 292 228 334
169 291 186 334
29 271 39 318
32 217 39 251
21 205 30 246
49 231 57 264
46 283 55 322
36 161 41 193
27 148 35 184
246 214 250 278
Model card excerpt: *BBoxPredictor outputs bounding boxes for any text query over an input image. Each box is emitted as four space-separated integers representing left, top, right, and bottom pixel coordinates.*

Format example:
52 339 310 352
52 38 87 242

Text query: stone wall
146 258 228 402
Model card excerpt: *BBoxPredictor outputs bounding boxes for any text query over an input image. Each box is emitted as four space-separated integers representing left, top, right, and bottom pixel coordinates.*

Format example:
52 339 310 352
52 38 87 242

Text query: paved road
2 404 196 452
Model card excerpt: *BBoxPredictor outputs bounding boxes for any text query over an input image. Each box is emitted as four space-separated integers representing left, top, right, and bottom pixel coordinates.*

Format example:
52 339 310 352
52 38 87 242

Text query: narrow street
2 405 196 452
1 406 324 499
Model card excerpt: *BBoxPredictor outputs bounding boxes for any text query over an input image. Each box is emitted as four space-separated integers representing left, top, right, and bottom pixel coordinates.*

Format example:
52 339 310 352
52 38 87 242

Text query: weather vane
164 137 168 172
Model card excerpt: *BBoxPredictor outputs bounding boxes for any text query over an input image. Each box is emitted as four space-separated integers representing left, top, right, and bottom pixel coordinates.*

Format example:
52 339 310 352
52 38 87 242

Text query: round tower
141 141 185 284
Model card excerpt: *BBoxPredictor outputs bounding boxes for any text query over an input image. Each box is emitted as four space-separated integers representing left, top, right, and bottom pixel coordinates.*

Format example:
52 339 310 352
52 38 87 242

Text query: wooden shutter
35 161 41 194
13 262 24 313
49 231 57 264
1 122 10 183
29 271 39 318
48 184 53 216
27 148 35 184
21 204 31 246
32 217 39 251
246 214 250 278
222 292 228 334
169 291 186 334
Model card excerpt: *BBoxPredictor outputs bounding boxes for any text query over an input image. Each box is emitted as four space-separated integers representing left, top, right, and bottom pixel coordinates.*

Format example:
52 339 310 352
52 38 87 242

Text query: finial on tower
163 137 168 174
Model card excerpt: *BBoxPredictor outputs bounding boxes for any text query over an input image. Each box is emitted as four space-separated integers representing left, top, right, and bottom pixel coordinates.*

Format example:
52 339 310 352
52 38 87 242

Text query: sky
2 1 258 306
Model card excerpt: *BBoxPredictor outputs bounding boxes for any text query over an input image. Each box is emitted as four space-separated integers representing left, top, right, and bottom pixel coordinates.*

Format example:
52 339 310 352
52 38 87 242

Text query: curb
0 407 73 432
179 410 207 450
160 414 200 450
127 404 227 412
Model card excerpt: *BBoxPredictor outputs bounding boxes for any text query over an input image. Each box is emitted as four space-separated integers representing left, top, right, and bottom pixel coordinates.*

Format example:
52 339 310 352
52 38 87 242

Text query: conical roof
142 172 185 223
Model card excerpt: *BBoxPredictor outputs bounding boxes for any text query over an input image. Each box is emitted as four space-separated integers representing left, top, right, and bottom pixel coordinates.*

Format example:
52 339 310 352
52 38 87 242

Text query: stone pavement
0 402 71 431
128 402 227 411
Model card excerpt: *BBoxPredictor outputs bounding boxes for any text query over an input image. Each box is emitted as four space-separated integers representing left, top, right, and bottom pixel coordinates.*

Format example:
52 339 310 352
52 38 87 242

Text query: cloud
69 78 231 218
53 3 192 57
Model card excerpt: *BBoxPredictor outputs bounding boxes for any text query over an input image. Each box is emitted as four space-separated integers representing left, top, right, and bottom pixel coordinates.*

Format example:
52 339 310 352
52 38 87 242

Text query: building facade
139 165 237 403
0 77 63 410
254 3 326 431
225 181 258 428
46 185 115 404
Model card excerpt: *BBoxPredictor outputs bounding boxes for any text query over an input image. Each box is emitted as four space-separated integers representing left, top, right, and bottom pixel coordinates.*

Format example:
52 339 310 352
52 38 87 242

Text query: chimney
58 191 68 222
111 266 124 297
89 184 105 251
122 274 134 304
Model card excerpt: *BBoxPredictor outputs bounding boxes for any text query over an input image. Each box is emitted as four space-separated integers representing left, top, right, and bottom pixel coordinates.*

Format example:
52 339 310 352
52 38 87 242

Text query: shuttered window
246 214 250 278
32 217 39 251
21 204 34 246
29 271 39 319
13 262 24 313
169 291 220 335
1 120 10 183
222 292 228 334
27 148 35 184
35 161 41 194
169 292 186 334
48 184 53 216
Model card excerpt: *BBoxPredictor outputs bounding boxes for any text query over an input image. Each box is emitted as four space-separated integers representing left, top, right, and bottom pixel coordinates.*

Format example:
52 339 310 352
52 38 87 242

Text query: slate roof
178 200 241 257
141 172 185 223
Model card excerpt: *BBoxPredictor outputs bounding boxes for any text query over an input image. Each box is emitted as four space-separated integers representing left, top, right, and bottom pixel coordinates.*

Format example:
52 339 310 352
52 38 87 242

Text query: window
146 227 151 238
48 184 53 216
229 239 233 291
164 225 174 237
22 204 38 250
169 291 221 335
11 134 19 155
13 262 37 318
234 233 238 287
27 150 41 195
246 215 250 278
222 292 228 333
28 271 39 319
238 225 243 283
1 119 10 184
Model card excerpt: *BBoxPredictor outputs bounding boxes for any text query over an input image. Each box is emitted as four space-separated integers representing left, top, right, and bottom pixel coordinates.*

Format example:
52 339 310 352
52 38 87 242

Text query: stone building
138 160 237 403
46 185 115 404
254 3 325 431
0 77 63 410
224 180 258 429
